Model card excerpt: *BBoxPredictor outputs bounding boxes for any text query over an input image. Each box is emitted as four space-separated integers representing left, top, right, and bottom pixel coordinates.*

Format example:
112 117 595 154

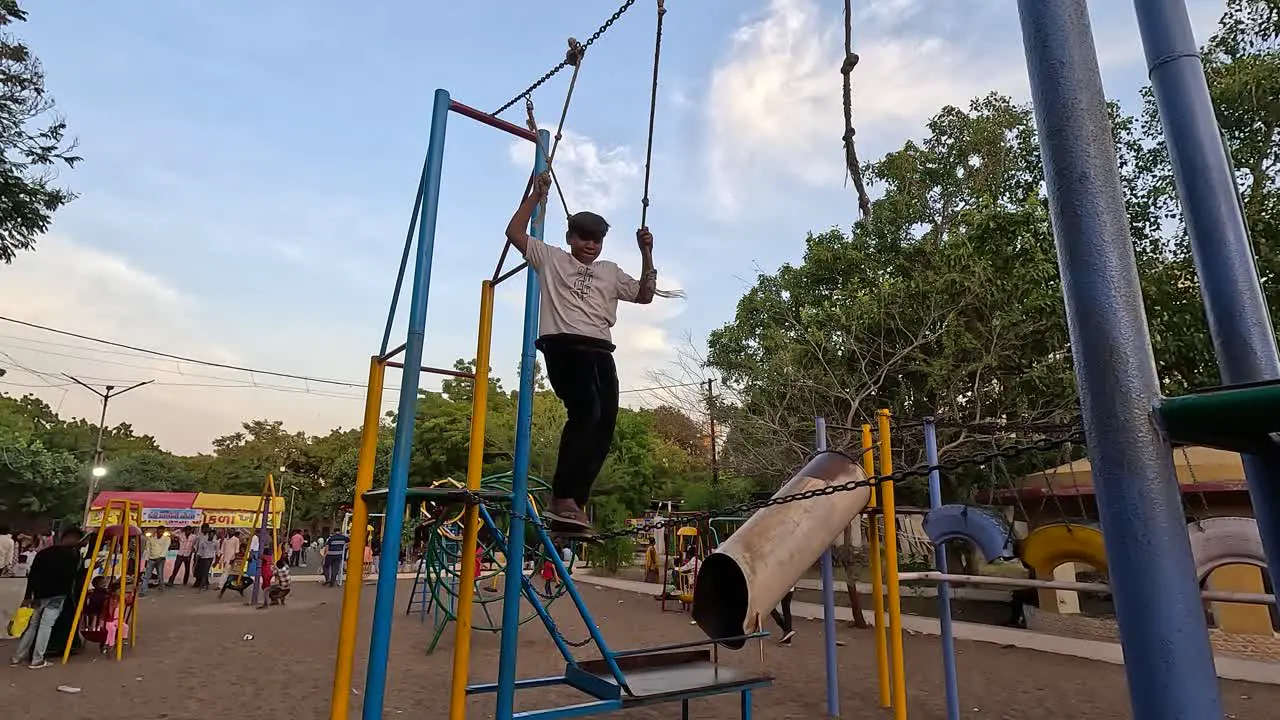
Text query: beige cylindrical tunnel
692 451 871 649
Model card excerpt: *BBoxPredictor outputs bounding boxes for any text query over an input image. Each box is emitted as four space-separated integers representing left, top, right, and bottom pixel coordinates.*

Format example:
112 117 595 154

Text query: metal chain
461 431 1084 544
491 0 639 116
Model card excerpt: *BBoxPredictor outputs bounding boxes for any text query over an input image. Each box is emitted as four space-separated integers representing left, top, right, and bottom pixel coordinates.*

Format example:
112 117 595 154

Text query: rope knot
524 96 537 132
565 37 585 66
841 52 860 75
657 0 666 16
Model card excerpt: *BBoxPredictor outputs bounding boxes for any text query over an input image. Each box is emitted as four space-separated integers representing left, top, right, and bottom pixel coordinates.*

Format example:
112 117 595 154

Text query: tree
707 94 1079 504
0 428 80 518
0 0 80 264
101 451 196 492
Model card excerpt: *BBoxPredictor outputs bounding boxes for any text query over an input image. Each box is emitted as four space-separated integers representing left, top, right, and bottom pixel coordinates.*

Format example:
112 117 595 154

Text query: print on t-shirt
572 266 594 300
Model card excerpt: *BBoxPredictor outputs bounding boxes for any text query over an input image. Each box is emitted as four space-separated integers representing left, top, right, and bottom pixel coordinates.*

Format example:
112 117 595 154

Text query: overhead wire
0 317 705 400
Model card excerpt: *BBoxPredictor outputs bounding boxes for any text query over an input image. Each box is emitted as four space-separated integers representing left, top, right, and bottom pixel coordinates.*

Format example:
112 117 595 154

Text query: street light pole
65 375 153 526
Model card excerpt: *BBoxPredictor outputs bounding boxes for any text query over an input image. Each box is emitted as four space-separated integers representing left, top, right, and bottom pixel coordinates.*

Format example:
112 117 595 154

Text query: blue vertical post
1133 0 1280 598
361 88 452 720
494 128 550 719
923 419 959 720
815 417 839 719
1017 3 1222 719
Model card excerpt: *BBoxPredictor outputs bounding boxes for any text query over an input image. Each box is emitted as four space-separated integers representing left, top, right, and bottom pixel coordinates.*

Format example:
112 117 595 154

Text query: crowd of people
1 523 363 671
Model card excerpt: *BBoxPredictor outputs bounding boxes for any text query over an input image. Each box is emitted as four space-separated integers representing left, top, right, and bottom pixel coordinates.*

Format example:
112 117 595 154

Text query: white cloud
507 130 641 217
704 0 1029 216
0 237 382 454
701 0 1229 218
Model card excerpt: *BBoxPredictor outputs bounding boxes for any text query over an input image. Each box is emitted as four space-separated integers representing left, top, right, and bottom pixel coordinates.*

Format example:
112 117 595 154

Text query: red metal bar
449 100 538 143
384 361 475 380
493 262 528 287
379 343 407 362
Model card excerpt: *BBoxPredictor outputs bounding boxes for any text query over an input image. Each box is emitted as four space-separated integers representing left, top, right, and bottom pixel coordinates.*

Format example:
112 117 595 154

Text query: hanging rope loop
639 0 666 229
842 0 872 219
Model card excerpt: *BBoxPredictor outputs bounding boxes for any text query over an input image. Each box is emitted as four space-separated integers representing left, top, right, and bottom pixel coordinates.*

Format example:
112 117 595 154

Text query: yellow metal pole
878 409 908 719
863 423 890 708
329 357 387 720
129 502 140 647
448 280 497 720
63 513 109 664
117 500 132 661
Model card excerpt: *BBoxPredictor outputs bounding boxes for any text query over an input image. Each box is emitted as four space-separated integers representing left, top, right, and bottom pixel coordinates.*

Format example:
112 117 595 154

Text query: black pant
193 557 214 589
770 590 794 634
540 338 619 505
167 554 192 585
323 555 342 585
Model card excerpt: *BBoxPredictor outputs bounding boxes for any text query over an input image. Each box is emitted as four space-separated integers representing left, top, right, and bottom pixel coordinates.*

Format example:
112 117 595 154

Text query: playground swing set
320 1 1280 719
222 473 285 602
61 499 145 664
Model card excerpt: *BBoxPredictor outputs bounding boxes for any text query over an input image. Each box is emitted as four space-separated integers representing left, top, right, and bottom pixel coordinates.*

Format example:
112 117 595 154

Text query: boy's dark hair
60 525 84 541
567 211 609 241
276 555 288 568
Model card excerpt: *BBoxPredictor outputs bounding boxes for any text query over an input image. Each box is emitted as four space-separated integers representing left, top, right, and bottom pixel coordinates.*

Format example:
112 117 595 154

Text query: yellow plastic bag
6 606 32 638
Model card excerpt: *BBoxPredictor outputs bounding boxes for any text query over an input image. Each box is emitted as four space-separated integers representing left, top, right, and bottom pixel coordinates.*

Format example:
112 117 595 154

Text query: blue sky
1 0 1226 453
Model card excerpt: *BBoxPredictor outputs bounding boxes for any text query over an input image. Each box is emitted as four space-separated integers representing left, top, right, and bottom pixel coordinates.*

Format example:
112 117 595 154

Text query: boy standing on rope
505 172 665 532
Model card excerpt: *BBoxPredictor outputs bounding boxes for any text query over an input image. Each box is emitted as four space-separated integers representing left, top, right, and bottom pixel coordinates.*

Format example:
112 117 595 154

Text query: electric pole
706 378 720 484
65 375 153 526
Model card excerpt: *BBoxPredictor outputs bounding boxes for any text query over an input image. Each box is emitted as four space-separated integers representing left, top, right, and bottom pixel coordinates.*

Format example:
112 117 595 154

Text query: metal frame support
494 127 551 719
923 419 960 720
815 418 840 719
1017 2 1222 717
361 87 453 720
1132 0 1280 605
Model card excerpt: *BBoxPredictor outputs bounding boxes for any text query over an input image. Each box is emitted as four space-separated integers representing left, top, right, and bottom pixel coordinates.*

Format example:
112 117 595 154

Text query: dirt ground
1 579 1274 720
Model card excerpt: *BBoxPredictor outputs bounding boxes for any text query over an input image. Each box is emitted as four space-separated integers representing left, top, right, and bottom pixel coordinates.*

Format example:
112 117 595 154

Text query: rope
491 0 639 116
524 97 571 220
639 0 666 229
841 0 872 218
548 38 586 168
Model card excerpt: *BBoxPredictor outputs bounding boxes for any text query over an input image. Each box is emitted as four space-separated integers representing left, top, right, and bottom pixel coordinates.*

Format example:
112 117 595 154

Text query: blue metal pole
814 417 840 719
361 87 452 720
494 128 550 719
380 154 430 355
923 419 959 720
1133 0 1280 600
1017 3 1222 719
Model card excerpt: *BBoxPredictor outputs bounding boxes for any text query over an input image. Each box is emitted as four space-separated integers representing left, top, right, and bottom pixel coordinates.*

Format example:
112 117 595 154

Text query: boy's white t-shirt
523 238 641 343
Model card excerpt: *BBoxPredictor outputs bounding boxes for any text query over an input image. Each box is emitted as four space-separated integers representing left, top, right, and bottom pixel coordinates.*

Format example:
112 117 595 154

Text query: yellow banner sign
87 508 282 529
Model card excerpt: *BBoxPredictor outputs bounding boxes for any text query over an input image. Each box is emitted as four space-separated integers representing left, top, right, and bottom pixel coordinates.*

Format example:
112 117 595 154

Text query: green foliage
0 0 81 264
707 7 1280 504
0 356 711 529
587 495 634 575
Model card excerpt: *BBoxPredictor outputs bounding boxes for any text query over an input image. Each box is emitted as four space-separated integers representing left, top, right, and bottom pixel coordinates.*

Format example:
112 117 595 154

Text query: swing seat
1021 523 1108 578
569 649 773 707
922 504 1013 562
1186 516 1266 582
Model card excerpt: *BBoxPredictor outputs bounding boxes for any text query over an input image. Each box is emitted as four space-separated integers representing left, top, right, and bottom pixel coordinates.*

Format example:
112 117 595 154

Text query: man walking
193 527 218 590
10 526 83 668
140 527 169 596
166 526 196 586
322 529 348 586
